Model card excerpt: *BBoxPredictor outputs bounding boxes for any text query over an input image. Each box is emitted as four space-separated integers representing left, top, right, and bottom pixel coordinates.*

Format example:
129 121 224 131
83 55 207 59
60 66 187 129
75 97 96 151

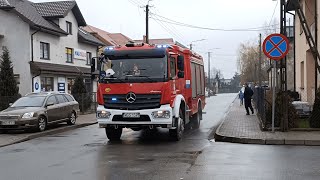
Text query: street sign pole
263 33 290 133
272 60 276 133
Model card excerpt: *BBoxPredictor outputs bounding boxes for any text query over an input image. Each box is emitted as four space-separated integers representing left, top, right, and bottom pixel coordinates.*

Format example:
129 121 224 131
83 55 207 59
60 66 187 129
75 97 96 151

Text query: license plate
1 121 15 125
122 113 140 118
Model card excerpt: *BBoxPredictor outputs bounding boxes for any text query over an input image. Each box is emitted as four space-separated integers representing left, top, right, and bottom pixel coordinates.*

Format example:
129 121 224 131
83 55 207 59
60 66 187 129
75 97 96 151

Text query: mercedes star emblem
126 92 136 103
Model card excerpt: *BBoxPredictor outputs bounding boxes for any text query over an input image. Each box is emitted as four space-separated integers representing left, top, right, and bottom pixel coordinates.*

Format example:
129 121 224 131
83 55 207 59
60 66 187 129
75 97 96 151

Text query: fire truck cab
91 43 206 141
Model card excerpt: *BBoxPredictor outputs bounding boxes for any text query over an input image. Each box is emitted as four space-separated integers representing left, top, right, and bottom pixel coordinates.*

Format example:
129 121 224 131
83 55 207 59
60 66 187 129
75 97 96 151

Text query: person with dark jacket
244 84 254 115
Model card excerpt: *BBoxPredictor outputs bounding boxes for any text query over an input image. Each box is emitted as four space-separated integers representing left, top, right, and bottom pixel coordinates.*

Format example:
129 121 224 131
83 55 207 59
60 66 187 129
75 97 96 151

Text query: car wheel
192 103 202 129
37 116 47 132
67 112 76 125
169 109 185 141
105 127 122 141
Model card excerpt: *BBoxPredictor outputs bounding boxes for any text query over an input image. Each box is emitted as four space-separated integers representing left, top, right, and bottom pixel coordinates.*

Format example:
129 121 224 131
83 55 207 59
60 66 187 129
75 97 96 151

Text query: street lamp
207 48 221 97
189 39 206 50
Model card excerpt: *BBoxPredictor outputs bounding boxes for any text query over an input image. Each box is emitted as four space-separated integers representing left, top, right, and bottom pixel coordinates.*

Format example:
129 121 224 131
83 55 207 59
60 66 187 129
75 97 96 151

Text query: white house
0 0 104 96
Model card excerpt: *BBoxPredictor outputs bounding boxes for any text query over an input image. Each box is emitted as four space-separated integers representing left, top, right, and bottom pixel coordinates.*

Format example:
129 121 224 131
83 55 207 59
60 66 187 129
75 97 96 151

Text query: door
45 96 59 122
55 95 70 120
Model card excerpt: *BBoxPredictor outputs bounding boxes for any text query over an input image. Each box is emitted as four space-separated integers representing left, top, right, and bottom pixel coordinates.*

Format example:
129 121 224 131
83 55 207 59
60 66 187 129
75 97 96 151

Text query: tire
105 127 122 141
191 103 202 129
169 109 185 141
67 112 77 125
37 116 47 132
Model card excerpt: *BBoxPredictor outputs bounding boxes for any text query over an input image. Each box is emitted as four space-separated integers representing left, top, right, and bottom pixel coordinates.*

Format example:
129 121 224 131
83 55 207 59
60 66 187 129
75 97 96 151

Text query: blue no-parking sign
263 33 290 61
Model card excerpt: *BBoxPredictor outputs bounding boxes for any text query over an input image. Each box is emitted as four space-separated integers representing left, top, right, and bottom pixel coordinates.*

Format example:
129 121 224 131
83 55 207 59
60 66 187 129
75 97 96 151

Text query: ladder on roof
291 0 320 74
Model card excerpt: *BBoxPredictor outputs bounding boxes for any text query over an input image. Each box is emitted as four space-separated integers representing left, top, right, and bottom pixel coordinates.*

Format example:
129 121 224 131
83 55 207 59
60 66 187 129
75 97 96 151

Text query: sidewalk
0 113 97 148
215 100 320 145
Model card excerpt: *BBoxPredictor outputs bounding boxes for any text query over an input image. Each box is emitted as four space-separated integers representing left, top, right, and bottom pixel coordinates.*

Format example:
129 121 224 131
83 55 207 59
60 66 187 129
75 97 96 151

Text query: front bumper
0 118 38 130
97 104 173 128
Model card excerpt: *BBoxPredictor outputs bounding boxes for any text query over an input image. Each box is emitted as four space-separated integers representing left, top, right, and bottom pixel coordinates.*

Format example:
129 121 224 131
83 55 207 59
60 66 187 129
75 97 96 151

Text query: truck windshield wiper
100 76 126 83
125 75 156 82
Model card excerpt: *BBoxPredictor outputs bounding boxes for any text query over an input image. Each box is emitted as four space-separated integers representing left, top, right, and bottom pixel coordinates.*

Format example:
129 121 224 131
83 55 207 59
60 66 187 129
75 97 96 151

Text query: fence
253 87 270 130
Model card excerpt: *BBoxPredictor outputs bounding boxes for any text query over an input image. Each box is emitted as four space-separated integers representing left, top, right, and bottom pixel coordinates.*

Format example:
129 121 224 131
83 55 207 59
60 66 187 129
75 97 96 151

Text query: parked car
0 92 80 132
292 101 312 118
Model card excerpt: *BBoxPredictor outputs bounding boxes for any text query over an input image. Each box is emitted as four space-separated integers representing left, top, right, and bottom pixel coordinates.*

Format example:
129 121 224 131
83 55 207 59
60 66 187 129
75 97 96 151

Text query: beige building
288 0 320 104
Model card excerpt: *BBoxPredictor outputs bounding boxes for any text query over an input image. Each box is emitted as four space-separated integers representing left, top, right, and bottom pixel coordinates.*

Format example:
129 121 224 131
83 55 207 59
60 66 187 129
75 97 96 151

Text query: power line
152 7 186 42
152 17 186 44
127 0 141 6
268 0 279 26
150 13 280 32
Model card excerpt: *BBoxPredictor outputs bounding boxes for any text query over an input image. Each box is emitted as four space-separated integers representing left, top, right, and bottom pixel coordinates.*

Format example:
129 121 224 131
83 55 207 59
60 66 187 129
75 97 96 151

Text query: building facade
288 0 320 104
0 0 104 96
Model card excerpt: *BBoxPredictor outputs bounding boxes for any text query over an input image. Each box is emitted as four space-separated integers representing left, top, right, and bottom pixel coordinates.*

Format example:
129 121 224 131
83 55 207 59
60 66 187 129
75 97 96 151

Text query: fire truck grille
103 94 161 110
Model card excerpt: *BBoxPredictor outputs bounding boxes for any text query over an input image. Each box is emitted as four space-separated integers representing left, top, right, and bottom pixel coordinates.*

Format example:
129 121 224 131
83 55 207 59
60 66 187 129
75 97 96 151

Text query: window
56 95 67 104
200 66 205 95
14 74 20 85
191 63 197 98
170 57 176 79
41 77 54 91
196 64 201 95
84 78 92 92
64 94 74 102
46 96 57 105
86 52 92 65
66 48 73 63
66 21 72 34
67 78 75 94
40 42 50 59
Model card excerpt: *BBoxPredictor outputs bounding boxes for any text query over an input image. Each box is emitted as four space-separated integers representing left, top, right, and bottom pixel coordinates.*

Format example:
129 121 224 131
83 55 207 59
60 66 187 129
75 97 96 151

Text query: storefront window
68 78 75 94
41 77 54 91
84 78 92 93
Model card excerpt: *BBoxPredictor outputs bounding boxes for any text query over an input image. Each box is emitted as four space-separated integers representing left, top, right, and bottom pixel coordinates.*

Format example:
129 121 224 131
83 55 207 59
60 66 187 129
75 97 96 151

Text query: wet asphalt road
1 93 320 180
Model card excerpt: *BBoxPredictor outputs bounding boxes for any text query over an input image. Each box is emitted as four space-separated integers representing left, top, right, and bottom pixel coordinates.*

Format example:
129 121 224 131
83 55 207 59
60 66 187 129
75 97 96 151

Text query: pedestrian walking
244 83 254 115
238 90 244 106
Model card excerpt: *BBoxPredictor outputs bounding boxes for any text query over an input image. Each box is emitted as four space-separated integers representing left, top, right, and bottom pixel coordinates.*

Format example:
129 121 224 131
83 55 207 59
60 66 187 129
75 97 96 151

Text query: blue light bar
111 98 117 101
105 46 115 50
156 44 170 48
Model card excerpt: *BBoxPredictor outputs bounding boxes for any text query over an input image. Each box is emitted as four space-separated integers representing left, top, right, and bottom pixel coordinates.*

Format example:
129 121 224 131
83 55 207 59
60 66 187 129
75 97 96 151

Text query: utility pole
145 4 149 44
208 52 211 97
259 33 262 87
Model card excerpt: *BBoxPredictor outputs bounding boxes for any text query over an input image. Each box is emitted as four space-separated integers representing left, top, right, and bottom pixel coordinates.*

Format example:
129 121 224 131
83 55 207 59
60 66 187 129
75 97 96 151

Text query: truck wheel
192 112 201 129
105 127 122 141
169 109 185 141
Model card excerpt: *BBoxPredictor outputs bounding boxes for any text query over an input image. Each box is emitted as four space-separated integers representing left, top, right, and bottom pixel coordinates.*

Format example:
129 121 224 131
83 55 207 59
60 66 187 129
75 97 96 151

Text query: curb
0 122 97 148
215 131 320 146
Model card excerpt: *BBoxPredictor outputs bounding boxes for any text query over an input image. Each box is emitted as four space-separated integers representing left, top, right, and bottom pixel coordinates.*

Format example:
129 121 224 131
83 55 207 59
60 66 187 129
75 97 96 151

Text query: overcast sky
33 0 284 79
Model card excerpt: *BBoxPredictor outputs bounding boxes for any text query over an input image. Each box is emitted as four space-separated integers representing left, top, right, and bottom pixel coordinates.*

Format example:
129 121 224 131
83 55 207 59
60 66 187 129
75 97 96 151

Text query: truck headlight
97 111 111 119
152 110 170 119
22 112 35 119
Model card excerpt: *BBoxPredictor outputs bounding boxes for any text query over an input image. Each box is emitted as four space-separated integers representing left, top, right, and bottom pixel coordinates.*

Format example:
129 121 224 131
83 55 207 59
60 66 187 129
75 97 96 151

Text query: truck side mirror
177 55 184 71
178 71 184 78
91 57 99 80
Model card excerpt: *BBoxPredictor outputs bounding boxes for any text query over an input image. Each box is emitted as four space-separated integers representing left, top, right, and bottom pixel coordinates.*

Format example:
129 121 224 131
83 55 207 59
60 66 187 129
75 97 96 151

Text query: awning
30 61 91 76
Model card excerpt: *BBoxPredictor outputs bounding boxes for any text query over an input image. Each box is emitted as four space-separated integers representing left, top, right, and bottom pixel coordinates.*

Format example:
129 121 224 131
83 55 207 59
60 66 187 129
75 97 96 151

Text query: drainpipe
315 0 318 93
288 12 296 92
31 29 40 92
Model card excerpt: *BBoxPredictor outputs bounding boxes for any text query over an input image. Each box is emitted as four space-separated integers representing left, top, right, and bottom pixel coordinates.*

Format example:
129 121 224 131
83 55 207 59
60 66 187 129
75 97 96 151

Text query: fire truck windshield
99 57 168 83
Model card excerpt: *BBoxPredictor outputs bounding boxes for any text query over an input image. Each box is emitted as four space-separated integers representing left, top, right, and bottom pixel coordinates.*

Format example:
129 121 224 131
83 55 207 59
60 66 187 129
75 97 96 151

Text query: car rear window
56 95 67 103
64 94 74 102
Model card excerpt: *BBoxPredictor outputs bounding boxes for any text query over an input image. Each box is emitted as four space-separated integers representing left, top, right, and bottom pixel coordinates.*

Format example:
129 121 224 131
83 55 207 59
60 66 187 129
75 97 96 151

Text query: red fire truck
91 43 206 141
